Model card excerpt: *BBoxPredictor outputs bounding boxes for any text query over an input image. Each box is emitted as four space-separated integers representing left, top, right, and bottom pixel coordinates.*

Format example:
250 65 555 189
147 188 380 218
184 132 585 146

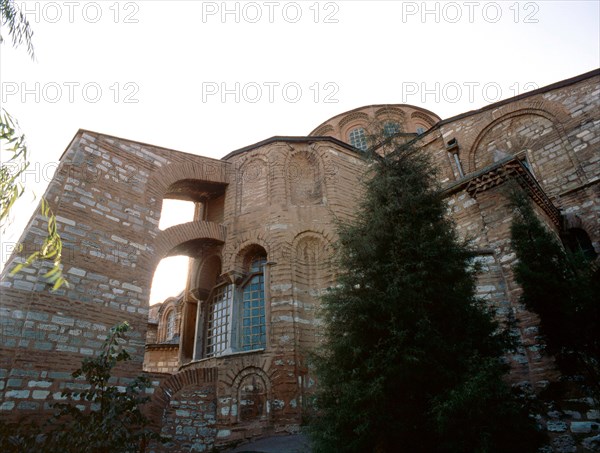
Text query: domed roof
309 104 441 144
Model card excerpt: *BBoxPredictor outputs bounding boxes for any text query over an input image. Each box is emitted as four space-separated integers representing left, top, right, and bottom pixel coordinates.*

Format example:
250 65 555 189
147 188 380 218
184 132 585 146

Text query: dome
309 104 441 151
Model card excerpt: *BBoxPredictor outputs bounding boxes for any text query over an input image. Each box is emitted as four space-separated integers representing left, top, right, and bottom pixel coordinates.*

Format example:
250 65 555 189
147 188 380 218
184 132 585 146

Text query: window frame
199 254 268 360
165 309 176 341
237 257 267 352
348 126 368 152
204 282 234 358
383 121 400 137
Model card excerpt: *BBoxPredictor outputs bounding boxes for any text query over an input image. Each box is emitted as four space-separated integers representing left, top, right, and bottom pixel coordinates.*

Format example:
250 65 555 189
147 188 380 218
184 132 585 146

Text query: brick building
144 293 183 375
1 68 598 451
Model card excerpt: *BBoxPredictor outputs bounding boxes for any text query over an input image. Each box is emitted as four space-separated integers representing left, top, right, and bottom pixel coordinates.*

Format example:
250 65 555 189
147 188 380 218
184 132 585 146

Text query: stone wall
417 70 599 451
156 384 217 453
1 69 598 451
171 139 368 446
0 131 230 421
144 345 180 374
420 71 600 389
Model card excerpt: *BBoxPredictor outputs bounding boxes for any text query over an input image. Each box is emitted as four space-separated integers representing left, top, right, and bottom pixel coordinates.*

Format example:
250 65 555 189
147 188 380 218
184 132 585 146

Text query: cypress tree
309 146 542 453
510 190 600 403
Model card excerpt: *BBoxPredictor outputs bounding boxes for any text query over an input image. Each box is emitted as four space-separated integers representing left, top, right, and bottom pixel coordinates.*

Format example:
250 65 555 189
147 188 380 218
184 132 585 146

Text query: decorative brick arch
375 106 406 121
212 361 276 425
147 367 218 427
338 111 370 130
230 366 272 392
291 230 333 258
234 240 271 272
231 366 273 422
237 155 269 181
223 233 276 272
153 221 226 260
311 125 335 136
562 212 599 255
237 156 270 214
145 159 230 205
467 104 575 174
136 221 226 293
563 213 596 239
236 244 268 272
289 230 335 348
196 254 222 292
285 149 325 206
411 111 437 127
143 160 231 283
282 228 336 262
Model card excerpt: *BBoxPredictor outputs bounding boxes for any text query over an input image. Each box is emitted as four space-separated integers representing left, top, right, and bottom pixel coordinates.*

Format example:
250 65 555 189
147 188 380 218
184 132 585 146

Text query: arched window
240 254 267 351
205 283 233 357
200 248 268 359
348 127 368 151
166 310 176 341
383 121 400 137
563 228 597 260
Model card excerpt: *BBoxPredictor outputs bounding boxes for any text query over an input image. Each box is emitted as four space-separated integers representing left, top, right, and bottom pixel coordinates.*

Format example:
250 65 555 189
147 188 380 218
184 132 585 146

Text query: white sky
1 0 599 304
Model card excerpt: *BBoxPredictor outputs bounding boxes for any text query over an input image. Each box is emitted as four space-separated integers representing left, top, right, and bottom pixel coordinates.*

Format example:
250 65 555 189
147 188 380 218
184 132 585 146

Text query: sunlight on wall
150 199 196 305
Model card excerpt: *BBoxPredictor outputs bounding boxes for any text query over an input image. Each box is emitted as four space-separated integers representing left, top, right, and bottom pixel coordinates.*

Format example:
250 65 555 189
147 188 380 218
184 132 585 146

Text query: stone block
571 422 600 434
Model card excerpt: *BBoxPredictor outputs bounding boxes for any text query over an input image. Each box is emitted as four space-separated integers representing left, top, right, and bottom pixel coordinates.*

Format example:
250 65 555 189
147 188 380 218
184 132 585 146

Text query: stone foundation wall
156 384 217 453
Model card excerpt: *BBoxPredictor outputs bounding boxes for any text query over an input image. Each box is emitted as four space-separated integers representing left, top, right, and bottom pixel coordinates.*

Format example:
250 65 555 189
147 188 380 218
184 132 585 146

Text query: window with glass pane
348 127 368 152
205 284 232 357
166 310 176 341
241 257 266 351
383 122 400 137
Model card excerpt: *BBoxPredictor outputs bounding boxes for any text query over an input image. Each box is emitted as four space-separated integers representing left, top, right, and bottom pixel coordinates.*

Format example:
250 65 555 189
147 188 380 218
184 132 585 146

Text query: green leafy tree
309 142 543 453
1 0 35 226
510 190 600 403
0 109 29 225
0 0 34 58
0 322 161 453
1 0 66 287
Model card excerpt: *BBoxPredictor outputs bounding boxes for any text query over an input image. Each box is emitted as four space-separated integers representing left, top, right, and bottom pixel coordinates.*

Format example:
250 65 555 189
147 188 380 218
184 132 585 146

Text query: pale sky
1 0 599 304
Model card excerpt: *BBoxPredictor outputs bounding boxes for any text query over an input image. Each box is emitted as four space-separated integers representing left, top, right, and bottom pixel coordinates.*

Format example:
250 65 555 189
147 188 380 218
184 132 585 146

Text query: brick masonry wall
421 73 600 387
419 72 599 452
172 141 368 445
144 346 180 374
1 70 598 451
0 131 230 421
154 384 217 453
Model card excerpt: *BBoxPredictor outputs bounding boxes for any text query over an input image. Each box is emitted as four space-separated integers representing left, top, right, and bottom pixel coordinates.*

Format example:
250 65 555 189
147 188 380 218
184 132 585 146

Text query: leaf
43 265 61 279
9 262 24 275
5 195 69 289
